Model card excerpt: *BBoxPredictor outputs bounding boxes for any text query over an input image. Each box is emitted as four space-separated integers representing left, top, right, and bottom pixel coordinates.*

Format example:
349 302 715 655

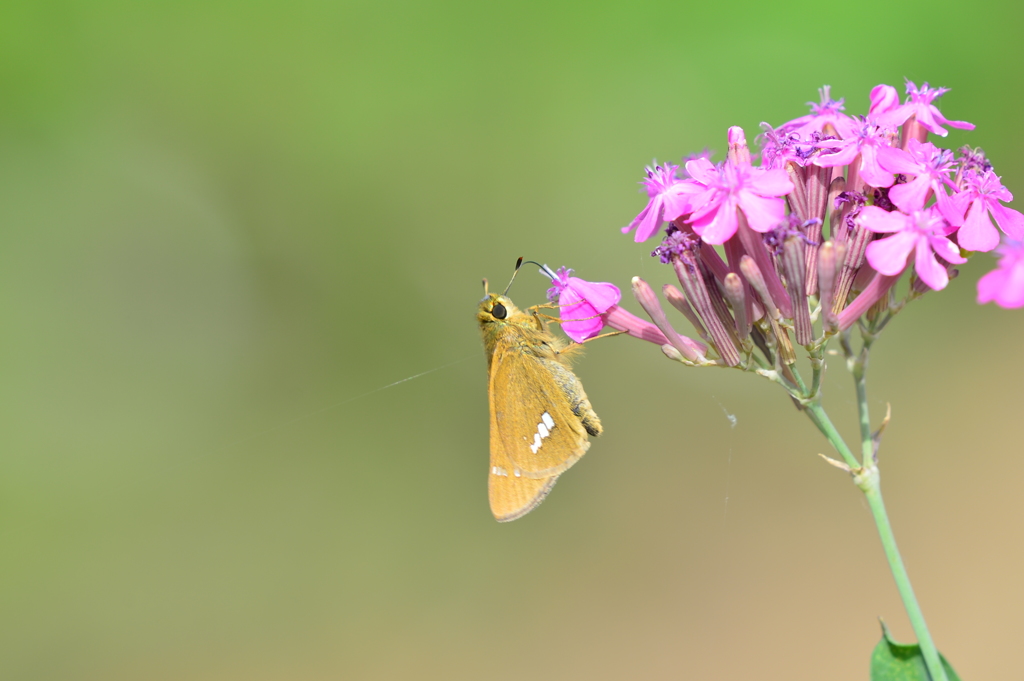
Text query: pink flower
545 267 621 342
878 81 975 137
813 121 898 188
623 163 701 243
758 123 814 170
952 170 1024 252
877 139 961 224
544 266 696 348
778 86 858 139
682 140 793 245
978 240 1024 308
860 205 966 290
867 84 901 124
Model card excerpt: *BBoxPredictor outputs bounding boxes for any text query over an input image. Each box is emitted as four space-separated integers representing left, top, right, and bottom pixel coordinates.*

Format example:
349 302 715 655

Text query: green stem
850 343 873 465
856 467 947 681
787 362 808 395
802 401 860 470
808 354 823 401
844 331 947 681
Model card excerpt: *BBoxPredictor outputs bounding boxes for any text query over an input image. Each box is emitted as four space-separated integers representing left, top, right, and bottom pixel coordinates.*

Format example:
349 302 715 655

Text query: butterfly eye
491 303 507 320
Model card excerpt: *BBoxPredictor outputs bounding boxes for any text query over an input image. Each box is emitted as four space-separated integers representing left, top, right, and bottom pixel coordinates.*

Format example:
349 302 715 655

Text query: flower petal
693 199 739 244
957 199 1000 252
928 233 967 265
813 142 860 168
748 168 794 196
632 197 664 242
857 146 894 188
858 205 907 234
991 203 1024 241
888 177 931 214
913 237 949 290
738 193 786 233
875 146 918 175
977 266 1006 304
933 186 965 228
995 260 1024 307
869 84 901 120
865 230 917 275
567 278 621 312
684 157 716 183
558 300 604 342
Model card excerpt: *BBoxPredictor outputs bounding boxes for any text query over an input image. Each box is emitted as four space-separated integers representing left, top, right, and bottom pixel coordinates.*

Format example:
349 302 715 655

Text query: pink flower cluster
547 81 1024 364
625 83 1021 295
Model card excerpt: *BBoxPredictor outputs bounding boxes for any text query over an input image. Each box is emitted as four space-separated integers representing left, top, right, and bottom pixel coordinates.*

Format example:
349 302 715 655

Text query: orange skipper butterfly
478 259 601 521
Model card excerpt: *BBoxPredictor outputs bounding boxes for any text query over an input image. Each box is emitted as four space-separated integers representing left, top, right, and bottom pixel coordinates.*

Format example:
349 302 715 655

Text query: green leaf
870 621 961 681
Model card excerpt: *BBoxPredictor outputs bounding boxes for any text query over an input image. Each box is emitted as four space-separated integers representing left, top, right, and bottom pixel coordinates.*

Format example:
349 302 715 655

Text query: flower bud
727 126 751 165
828 175 848 242
782 237 813 345
740 255 779 321
631 277 704 362
785 162 809 222
817 241 838 331
663 284 709 344
735 215 794 318
722 273 749 340
833 218 875 315
672 253 741 366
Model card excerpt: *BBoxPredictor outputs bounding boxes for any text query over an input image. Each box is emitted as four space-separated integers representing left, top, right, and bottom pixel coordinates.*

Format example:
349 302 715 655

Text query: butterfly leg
576 330 626 343
528 305 604 326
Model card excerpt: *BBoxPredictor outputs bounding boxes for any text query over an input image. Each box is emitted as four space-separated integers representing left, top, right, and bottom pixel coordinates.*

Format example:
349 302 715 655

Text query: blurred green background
2 1 1023 679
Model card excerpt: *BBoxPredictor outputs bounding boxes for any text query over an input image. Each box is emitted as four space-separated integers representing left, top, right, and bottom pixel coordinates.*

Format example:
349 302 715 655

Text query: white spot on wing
531 433 542 453
529 411 557 454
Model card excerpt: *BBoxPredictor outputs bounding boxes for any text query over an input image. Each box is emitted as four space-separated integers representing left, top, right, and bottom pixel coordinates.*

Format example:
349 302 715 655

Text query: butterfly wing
487 423 559 522
487 337 596 521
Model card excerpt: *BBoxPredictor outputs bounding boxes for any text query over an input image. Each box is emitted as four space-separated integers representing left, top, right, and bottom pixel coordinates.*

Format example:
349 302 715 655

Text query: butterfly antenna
482 278 489 296
502 257 558 295
502 257 525 296
520 260 557 280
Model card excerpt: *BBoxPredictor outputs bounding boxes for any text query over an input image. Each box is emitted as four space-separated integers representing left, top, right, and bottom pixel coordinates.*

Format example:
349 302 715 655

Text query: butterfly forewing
488 344 591 479
487 385 560 522
480 291 602 522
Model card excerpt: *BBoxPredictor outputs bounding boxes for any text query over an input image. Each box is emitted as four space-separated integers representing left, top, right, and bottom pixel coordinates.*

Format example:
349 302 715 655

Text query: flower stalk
859 472 947 681
843 330 947 681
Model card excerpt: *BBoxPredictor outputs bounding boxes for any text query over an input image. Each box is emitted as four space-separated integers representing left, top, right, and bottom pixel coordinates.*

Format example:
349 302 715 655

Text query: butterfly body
478 292 601 522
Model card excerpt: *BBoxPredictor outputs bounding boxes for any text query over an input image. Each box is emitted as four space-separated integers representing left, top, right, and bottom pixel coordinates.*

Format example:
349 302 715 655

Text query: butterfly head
477 292 522 326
